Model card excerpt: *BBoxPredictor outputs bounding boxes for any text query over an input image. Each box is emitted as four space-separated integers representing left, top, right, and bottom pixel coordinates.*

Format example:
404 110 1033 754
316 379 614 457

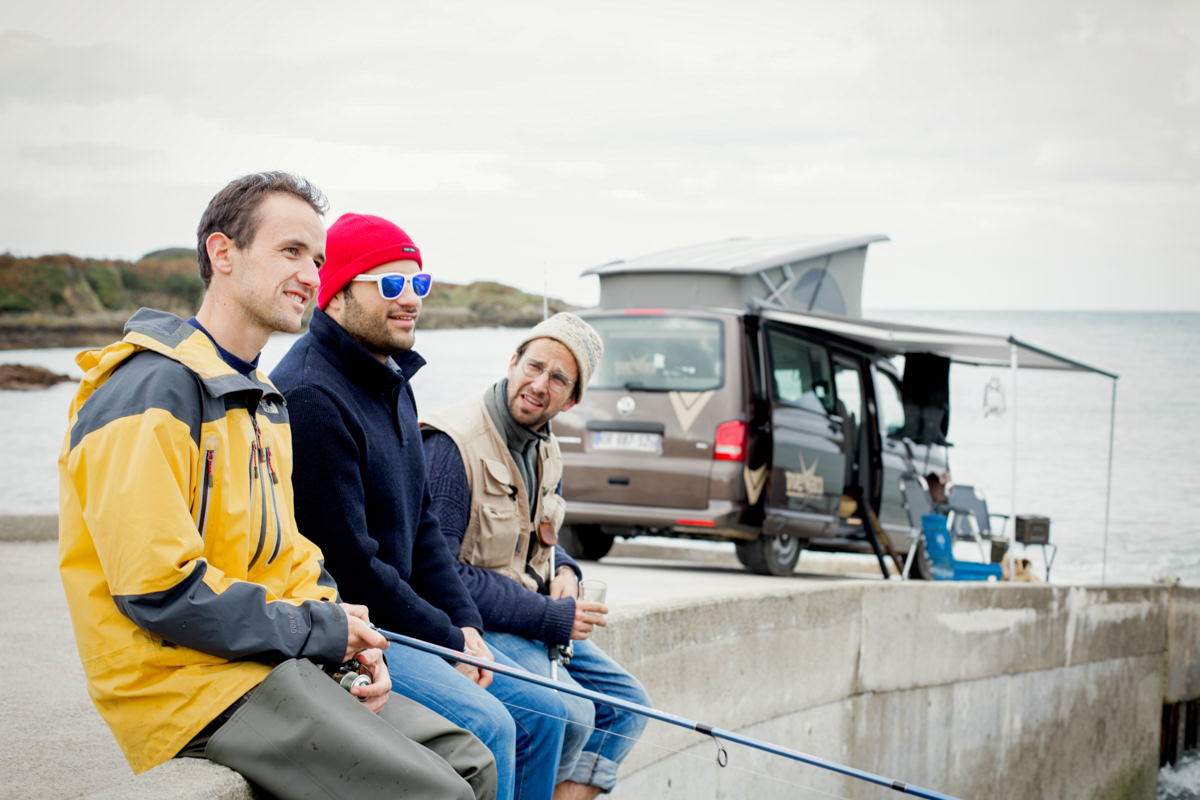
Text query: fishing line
375 628 964 800
378 663 873 800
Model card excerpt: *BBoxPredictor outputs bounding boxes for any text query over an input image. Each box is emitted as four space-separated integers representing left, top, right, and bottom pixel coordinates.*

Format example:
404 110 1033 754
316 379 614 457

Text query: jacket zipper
263 443 283 565
196 439 218 539
248 417 270 569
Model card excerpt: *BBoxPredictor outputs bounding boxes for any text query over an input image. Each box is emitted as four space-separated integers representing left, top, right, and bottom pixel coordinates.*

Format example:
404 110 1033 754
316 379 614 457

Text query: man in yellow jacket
58 172 496 800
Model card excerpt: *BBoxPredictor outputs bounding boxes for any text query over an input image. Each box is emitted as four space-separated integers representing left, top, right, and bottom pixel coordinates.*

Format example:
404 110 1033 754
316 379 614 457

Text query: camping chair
946 484 1010 562
921 513 1003 581
898 474 1002 581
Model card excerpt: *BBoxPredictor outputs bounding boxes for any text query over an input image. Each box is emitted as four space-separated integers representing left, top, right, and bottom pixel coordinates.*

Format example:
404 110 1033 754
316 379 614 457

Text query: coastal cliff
0 250 570 349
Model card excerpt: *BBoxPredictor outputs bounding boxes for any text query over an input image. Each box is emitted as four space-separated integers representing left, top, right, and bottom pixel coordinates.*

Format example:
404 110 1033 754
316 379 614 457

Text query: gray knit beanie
516 312 604 402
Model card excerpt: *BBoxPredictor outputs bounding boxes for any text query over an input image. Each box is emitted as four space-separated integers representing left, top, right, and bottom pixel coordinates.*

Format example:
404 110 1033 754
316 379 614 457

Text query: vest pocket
474 505 521 568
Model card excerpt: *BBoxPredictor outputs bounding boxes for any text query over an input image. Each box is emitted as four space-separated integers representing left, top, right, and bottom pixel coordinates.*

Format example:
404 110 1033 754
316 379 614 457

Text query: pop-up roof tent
584 234 890 319
582 235 1121 582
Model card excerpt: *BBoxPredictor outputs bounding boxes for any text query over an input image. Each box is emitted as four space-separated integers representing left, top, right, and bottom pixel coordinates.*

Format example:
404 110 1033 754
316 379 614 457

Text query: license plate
592 430 662 454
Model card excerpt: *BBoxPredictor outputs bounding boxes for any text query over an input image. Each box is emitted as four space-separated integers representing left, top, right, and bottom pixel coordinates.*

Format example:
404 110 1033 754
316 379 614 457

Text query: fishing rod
374 628 963 800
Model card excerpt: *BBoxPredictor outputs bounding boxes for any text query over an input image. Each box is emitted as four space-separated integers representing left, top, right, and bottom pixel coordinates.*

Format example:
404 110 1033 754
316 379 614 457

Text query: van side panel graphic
784 454 825 500
743 463 767 505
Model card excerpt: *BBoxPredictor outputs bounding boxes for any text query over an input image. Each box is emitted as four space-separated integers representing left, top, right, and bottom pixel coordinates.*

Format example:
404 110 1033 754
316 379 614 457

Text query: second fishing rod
371 627 964 800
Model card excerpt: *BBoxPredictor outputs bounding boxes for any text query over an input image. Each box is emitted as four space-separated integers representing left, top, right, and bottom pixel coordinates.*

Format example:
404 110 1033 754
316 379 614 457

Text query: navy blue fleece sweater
271 309 482 650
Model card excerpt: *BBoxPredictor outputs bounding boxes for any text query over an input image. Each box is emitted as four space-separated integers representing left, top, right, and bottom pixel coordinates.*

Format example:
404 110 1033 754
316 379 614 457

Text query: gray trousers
184 659 497 800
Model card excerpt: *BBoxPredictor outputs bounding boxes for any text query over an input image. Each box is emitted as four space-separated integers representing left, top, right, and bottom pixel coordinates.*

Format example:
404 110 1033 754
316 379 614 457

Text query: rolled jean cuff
566 751 620 793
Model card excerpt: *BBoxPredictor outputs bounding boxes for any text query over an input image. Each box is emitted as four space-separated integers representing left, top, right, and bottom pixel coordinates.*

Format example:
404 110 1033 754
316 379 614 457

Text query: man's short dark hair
196 172 328 287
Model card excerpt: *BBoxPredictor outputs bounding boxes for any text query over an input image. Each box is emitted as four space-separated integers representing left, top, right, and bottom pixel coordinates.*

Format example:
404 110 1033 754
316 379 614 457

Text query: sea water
6 310 1197 586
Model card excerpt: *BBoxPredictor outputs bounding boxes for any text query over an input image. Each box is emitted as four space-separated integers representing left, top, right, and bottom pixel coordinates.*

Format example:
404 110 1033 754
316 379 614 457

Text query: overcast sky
2 1 1197 310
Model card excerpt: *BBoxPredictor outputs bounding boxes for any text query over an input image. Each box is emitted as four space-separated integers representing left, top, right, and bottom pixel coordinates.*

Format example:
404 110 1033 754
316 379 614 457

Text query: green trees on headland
0 249 569 347
0 250 203 317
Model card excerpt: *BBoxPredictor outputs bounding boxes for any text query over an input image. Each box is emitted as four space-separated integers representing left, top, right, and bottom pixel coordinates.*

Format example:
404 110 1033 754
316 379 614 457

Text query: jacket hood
70 308 281 418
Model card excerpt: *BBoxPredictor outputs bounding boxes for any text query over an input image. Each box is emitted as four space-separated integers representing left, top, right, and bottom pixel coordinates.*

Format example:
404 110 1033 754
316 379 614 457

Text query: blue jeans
484 632 650 792
387 640 566 800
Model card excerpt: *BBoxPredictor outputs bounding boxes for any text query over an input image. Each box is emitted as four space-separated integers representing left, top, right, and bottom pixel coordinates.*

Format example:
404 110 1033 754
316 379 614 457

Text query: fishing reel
550 642 574 667
323 657 371 693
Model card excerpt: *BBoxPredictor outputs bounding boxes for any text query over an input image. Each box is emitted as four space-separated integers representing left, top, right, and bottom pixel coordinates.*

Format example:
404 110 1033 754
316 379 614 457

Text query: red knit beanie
318 213 423 310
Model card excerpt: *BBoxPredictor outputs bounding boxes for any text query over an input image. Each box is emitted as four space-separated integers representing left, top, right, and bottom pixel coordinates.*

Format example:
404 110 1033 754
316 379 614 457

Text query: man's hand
570 600 608 641
350 646 391 714
342 603 388 662
455 627 494 689
549 567 579 600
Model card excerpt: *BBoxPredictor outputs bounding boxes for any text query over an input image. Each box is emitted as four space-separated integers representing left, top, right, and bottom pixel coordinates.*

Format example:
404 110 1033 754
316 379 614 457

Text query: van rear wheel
736 535 802 576
560 524 615 561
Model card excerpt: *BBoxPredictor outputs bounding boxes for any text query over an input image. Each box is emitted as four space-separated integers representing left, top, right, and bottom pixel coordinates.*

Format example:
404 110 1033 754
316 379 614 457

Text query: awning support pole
1009 343 1019 578
1101 379 1118 584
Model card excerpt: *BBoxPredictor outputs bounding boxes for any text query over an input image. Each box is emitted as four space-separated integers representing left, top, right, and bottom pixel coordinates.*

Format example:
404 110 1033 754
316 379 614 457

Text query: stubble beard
342 290 416 358
507 382 555 430
247 286 306 335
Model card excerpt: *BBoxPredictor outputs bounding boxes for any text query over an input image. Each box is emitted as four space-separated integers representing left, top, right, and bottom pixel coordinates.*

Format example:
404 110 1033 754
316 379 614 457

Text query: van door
761 325 844 537
832 356 867 497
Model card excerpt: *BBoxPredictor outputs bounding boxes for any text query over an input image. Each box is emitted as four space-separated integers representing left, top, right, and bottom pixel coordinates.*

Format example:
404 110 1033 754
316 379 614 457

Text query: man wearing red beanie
272 213 568 800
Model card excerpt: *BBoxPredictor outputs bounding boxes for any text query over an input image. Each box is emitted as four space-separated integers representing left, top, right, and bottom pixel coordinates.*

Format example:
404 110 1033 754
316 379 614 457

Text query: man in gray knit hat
421 313 648 800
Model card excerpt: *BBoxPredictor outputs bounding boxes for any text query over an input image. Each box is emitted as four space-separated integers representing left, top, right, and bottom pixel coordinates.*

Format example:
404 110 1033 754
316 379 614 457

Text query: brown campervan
555 235 955 577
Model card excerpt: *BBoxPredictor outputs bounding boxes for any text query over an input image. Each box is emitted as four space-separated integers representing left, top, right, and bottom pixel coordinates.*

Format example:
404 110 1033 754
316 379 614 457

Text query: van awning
761 305 1120 583
758 308 1119 379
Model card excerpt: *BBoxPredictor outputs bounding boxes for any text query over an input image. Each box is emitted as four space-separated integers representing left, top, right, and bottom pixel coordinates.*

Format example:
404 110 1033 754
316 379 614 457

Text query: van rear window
587 316 724 392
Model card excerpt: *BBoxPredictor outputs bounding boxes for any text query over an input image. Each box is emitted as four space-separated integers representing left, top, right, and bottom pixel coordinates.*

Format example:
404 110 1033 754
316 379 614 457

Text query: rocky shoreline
0 311 134 350
0 363 73 390
0 303 569 352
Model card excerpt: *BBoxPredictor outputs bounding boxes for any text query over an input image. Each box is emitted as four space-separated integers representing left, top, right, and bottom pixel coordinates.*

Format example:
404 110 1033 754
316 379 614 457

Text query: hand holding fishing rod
333 603 392 713
373 627 965 800
457 627 495 689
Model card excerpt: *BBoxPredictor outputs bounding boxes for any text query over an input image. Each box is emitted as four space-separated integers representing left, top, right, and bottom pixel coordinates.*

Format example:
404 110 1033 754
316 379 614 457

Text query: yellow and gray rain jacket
58 309 345 773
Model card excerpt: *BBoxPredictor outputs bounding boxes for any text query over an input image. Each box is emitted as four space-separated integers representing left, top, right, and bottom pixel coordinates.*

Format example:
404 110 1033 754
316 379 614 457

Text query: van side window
765 328 834 413
872 365 906 438
833 361 862 426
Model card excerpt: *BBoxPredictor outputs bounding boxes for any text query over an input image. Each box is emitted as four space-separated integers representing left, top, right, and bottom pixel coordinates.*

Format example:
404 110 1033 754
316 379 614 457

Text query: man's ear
559 396 578 415
206 232 235 277
325 289 345 319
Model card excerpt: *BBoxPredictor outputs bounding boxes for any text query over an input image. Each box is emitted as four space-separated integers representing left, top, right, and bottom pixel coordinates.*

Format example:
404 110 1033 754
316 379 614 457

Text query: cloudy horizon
3 0 1197 310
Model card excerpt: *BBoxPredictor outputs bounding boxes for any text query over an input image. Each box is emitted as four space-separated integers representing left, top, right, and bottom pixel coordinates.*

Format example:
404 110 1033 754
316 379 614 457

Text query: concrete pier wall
593 581 1195 800
4 517 1196 800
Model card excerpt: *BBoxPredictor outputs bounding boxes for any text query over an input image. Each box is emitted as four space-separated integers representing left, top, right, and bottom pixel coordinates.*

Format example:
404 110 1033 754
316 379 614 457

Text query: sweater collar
308 307 426 393
485 379 549 448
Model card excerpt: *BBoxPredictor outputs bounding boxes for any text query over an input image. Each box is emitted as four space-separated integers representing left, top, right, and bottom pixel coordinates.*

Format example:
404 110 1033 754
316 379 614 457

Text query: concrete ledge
0 514 57 542
8 537 1196 799
85 760 261 800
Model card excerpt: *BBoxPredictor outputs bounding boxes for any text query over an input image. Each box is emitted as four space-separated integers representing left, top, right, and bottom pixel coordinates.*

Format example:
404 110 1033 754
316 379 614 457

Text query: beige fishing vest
423 397 566 592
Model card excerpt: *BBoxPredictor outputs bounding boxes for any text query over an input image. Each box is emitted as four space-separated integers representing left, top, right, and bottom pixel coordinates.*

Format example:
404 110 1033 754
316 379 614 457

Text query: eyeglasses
519 358 576 394
351 272 433 300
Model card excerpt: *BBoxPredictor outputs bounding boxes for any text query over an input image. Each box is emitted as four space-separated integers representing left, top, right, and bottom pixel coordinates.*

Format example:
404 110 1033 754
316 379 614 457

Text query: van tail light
713 420 747 462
